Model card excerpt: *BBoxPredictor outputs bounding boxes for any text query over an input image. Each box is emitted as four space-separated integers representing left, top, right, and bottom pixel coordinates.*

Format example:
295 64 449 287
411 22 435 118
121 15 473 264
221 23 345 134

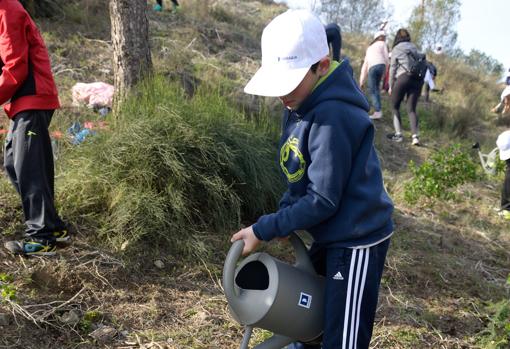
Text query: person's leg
372 64 385 112
4 120 20 195
321 239 390 349
153 0 163 11
350 239 391 349
423 83 430 102
170 0 180 10
501 159 510 211
367 66 377 110
390 75 407 140
406 80 423 144
7 111 66 240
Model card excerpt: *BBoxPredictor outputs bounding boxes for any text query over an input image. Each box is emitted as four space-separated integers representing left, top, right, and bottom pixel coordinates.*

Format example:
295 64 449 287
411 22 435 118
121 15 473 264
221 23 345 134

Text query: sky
274 0 510 69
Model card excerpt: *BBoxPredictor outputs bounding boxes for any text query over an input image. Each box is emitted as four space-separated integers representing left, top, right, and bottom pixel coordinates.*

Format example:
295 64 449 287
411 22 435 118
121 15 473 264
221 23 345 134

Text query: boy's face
279 57 331 110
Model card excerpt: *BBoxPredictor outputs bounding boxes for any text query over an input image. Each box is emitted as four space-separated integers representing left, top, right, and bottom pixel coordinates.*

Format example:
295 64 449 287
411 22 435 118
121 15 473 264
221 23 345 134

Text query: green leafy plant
404 144 479 204
78 310 102 333
478 300 510 349
0 273 16 302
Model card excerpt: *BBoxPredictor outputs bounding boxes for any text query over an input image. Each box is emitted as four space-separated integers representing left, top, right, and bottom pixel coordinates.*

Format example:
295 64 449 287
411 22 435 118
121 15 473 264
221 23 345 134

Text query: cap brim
500 148 510 161
244 66 310 97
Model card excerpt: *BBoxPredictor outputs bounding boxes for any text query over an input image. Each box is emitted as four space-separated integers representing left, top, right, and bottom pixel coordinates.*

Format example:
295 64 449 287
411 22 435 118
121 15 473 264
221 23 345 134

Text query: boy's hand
231 225 260 256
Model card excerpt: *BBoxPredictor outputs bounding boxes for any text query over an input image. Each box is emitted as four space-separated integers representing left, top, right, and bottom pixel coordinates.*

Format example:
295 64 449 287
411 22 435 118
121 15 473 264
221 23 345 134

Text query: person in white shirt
359 30 389 120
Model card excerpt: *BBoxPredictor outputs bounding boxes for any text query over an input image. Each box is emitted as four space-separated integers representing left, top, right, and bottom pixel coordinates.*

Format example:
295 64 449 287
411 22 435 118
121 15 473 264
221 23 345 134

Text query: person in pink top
359 31 389 120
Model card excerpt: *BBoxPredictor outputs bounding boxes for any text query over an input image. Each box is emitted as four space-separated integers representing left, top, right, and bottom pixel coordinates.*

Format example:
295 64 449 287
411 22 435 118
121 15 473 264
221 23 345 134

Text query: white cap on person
497 130 510 161
244 10 329 97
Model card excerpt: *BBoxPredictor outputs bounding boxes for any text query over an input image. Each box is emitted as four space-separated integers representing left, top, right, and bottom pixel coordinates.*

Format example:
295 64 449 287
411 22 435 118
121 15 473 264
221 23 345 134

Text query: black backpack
404 50 428 81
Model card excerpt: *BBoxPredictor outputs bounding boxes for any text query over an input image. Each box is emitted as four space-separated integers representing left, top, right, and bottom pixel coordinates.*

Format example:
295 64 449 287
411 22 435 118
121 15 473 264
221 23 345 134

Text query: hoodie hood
297 58 370 115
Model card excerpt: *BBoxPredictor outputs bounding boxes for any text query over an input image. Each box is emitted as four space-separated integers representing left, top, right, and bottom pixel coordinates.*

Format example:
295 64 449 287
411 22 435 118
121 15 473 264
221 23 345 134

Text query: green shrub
404 144 479 204
478 300 510 349
0 273 16 302
56 76 282 259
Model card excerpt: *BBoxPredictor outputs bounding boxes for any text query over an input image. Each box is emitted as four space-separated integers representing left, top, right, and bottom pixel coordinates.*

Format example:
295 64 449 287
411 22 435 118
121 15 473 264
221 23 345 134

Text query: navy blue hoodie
252 59 394 248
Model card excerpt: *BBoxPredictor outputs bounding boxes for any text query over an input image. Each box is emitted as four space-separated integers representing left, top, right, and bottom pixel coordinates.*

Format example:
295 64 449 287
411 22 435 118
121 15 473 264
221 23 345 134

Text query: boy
2 0 69 256
231 10 394 349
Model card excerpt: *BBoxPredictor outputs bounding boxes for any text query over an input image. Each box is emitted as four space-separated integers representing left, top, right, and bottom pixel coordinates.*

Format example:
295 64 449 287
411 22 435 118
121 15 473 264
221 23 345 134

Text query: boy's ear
317 57 331 76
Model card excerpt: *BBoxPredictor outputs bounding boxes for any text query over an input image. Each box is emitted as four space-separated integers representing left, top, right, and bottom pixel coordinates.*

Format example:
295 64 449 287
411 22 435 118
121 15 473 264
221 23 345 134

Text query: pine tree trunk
109 0 153 114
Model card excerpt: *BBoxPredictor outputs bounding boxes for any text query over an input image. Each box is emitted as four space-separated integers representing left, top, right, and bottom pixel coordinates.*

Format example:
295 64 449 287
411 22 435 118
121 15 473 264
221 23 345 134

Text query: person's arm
382 43 389 66
359 55 368 88
491 102 503 114
0 11 29 105
389 49 398 92
252 108 359 242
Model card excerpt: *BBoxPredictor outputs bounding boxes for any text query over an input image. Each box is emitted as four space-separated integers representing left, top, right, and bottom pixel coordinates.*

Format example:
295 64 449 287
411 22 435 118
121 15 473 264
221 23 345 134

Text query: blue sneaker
153 4 163 11
4 238 56 256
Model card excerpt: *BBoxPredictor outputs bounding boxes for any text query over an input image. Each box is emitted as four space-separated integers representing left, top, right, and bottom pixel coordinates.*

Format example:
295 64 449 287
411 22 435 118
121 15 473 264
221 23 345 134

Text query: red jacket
0 0 60 118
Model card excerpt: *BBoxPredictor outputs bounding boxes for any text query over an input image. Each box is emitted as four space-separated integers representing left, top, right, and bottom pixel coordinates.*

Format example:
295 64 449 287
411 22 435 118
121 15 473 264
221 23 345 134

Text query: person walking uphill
359 30 389 120
1 0 69 256
497 131 510 220
230 10 394 349
388 28 424 146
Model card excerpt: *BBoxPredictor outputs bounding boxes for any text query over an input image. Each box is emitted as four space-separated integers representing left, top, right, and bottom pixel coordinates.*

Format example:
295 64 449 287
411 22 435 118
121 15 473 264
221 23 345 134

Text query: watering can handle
289 232 316 275
223 239 245 306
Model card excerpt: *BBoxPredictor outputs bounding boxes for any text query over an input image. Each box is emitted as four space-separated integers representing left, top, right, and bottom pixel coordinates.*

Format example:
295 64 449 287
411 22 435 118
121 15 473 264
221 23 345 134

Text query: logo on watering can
298 292 312 309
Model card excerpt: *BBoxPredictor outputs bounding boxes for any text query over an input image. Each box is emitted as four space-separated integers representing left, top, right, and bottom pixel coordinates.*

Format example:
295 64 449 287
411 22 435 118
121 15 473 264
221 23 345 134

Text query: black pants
502 160 510 211
292 238 391 349
157 0 179 6
391 74 423 136
3 110 65 241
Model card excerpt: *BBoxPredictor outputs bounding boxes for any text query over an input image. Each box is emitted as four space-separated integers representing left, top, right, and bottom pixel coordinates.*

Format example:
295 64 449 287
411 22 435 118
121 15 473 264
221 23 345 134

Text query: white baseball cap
497 130 510 161
373 30 386 39
244 10 329 97
501 86 510 100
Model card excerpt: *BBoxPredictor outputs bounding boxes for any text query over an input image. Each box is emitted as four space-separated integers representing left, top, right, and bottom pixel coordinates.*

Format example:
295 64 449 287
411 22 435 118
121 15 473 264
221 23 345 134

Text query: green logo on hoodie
280 136 306 183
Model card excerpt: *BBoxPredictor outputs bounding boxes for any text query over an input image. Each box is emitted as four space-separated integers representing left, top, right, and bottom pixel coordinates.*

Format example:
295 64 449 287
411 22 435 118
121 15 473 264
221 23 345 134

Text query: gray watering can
223 233 325 349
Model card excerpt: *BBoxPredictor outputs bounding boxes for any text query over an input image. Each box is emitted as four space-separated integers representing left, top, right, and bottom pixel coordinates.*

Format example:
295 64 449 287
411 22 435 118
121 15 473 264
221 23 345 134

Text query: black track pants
3 110 65 241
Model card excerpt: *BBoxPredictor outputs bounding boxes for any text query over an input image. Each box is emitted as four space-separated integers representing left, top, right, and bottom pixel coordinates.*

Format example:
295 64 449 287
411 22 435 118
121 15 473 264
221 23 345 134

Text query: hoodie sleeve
253 107 359 241
0 10 29 105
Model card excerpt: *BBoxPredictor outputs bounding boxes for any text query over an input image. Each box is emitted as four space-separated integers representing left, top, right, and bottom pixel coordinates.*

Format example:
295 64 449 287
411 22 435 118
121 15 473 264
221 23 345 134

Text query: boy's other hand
231 225 260 256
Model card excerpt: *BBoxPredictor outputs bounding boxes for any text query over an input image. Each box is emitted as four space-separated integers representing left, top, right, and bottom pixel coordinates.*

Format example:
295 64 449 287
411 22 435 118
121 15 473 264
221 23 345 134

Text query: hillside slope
0 1 509 348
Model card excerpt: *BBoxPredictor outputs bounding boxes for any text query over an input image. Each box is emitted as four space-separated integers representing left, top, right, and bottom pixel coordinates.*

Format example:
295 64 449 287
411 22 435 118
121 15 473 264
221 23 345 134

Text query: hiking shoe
369 111 383 120
412 135 420 146
498 210 510 220
153 4 163 11
52 229 71 242
4 238 56 256
387 133 403 142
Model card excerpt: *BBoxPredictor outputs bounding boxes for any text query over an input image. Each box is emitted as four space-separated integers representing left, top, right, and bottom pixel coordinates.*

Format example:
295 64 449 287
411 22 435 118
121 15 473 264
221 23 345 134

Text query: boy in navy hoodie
231 10 394 349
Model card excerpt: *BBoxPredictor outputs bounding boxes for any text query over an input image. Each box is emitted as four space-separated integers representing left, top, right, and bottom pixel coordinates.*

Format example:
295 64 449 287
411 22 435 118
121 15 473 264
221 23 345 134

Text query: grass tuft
56 76 283 260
